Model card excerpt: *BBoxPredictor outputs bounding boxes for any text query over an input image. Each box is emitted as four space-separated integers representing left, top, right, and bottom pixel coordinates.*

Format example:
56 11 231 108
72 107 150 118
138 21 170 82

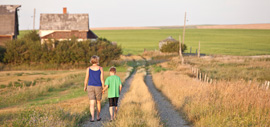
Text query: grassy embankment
0 66 129 126
185 56 270 82
93 29 270 56
106 68 162 127
151 57 270 126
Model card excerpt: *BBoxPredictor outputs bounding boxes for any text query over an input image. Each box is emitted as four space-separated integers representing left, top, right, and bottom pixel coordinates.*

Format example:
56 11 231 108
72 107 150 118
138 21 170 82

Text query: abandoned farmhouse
39 8 98 43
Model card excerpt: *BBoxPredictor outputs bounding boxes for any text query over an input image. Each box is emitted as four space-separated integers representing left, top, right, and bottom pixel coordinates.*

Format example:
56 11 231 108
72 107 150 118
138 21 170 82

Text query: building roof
40 14 89 30
0 5 21 35
41 30 98 39
0 5 20 14
160 36 178 42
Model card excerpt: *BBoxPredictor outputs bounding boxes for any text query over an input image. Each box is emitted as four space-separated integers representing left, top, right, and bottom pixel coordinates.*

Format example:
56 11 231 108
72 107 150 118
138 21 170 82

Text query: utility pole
33 8 36 30
179 35 184 65
179 35 182 57
182 11 186 44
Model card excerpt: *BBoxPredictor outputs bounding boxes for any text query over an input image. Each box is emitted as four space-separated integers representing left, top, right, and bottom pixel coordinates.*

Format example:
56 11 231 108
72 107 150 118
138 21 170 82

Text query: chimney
63 7 67 14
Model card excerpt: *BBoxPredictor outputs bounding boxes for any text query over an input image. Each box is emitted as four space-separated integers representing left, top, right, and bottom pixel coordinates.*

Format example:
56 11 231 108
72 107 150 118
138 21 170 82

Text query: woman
84 55 105 122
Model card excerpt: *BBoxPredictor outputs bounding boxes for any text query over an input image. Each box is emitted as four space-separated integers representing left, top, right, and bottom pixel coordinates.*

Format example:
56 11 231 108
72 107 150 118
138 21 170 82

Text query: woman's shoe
97 118 102 121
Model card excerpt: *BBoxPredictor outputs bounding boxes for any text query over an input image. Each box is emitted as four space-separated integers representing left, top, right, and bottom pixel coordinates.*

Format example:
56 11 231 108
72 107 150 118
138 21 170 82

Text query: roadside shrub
0 84 6 89
160 41 187 53
152 65 167 73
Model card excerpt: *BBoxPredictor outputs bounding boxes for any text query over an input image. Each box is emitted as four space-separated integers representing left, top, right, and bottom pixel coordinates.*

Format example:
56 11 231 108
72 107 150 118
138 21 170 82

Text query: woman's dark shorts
109 97 119 107
87 86 102 101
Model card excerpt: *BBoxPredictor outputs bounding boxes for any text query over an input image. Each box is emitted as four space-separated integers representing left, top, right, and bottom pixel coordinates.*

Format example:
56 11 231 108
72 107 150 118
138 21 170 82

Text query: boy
103 67 122 121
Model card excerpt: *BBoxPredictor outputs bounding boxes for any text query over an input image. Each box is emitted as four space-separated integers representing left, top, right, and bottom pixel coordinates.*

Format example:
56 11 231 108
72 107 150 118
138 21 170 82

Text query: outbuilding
159 36 178 50
0 5 21 45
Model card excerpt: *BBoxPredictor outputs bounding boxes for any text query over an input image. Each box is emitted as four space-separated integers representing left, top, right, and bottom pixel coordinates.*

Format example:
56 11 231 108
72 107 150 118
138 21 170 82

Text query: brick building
39 8 98 43
0 5 21 45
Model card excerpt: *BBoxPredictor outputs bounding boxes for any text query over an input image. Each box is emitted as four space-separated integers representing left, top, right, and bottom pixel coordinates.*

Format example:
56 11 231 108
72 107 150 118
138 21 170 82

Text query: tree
160 41 187 53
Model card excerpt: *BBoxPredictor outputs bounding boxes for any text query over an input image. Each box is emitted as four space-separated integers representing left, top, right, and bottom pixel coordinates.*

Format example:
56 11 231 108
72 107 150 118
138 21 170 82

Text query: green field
93 29 270 56
19 29 270 56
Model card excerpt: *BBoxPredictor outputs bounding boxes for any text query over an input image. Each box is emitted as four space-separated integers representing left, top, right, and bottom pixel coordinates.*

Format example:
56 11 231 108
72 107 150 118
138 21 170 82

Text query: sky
1 0 270 30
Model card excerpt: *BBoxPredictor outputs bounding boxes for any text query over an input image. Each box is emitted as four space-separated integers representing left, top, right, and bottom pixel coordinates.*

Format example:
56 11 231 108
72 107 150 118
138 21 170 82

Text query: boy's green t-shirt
105 75 122 98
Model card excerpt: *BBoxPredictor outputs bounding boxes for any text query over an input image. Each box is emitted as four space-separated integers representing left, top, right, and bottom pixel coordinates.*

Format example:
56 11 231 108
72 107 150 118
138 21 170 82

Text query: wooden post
199 73 202 81
33 8 36 30
196 68 199 79
204 74 207 82
210 79 213 84
182 11 186 44
198 41 200 57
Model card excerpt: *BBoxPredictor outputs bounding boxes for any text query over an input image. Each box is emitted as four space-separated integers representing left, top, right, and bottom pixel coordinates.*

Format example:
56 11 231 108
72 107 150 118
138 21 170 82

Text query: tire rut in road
144 73 190 127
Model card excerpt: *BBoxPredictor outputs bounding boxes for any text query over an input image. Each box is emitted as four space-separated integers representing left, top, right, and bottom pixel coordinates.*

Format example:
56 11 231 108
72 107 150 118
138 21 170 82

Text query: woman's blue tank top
88 67 102 86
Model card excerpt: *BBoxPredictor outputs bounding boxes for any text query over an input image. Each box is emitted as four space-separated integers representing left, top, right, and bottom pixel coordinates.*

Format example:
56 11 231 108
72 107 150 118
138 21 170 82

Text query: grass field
93 29 270 55
18 29 270 56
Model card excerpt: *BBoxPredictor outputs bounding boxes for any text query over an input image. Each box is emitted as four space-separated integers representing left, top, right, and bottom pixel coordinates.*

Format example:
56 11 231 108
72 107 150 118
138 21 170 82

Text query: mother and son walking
84 55 122 122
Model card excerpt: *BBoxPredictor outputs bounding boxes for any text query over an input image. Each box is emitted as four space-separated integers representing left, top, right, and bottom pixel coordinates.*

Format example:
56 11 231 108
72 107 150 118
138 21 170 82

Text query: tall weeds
152 70 270 126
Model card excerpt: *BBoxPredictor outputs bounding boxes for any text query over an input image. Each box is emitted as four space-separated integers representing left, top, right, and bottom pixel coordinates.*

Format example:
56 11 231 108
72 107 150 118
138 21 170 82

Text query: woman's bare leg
90 100 95 120
96 100 101 119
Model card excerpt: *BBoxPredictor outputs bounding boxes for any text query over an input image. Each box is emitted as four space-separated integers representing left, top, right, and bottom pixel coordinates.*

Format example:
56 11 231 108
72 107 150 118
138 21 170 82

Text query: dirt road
145 72 190 127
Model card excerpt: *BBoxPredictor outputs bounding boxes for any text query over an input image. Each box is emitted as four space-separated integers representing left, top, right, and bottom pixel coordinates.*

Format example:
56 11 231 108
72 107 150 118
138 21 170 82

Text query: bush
3 31 122 67
0 46 6 62
160 41 187 53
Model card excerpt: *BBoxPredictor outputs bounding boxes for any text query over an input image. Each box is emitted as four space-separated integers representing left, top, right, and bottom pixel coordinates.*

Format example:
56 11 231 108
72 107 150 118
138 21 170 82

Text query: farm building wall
0 36 12 46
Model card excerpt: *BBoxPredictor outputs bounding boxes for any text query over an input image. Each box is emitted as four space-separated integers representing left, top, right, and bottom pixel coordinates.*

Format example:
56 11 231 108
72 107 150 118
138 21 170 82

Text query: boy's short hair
109 67 116 73
90 55 99 64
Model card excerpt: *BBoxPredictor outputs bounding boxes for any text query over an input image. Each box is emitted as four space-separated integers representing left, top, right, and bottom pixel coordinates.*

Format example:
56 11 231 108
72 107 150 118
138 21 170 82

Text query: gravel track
145 73 190 127
83 70 136 127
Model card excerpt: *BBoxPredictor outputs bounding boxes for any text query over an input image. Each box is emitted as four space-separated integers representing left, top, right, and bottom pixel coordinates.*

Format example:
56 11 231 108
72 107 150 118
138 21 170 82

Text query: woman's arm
102 85 108 94
100 67 105 89
84 68 89 92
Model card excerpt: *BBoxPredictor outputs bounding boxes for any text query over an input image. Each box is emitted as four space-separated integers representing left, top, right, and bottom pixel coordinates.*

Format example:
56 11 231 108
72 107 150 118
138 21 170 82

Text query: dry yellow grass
152 68 270 126
106 68 162 127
